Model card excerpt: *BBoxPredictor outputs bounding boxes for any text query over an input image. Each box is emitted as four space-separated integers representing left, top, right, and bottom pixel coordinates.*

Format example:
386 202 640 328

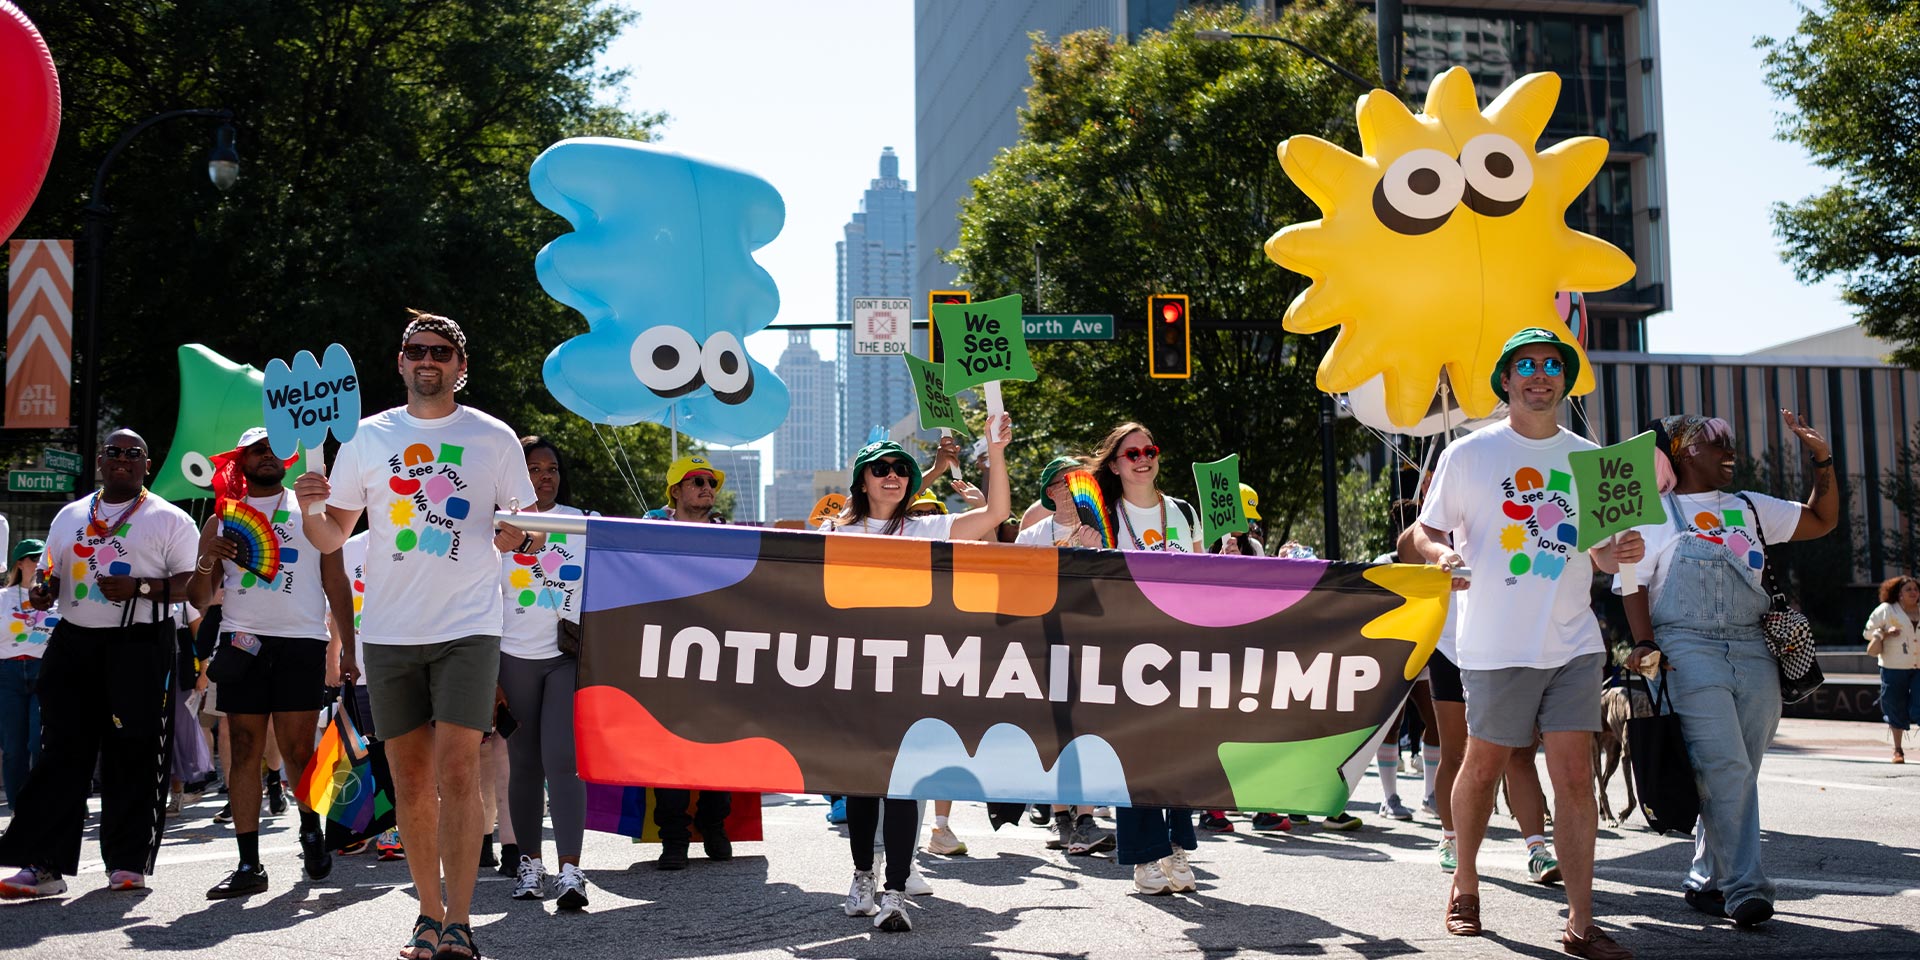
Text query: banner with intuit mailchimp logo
572 521 1448 814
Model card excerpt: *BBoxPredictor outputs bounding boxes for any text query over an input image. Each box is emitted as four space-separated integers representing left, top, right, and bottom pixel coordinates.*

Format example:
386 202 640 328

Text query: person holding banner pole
1088 422 1203 896
294 312 538 960
823 414 1013 933
1406 329 1643 959
498 436 593 908
1617 412 1835 928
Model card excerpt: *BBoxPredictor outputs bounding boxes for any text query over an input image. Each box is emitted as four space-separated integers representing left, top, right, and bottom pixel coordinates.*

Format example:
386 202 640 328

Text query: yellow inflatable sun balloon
1266 67 1636 428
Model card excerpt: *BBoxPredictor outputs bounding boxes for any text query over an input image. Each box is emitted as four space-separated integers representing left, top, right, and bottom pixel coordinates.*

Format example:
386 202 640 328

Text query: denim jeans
0 658 42 809
1651 531 1779 913
1880 667 1920 730
1115 806 1195 865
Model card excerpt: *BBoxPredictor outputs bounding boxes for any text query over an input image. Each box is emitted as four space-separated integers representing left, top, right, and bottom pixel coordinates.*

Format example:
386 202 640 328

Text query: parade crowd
0 315 1859 960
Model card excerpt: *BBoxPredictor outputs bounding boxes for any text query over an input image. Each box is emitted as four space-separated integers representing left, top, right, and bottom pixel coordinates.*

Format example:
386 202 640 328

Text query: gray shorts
361 635 502 738
1461 651 1605 748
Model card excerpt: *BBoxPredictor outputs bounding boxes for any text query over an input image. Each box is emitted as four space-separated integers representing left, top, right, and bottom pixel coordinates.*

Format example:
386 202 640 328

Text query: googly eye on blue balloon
530 138 790 445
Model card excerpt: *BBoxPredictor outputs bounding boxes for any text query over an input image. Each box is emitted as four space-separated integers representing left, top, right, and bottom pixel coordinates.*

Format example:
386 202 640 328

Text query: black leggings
846 797 916 892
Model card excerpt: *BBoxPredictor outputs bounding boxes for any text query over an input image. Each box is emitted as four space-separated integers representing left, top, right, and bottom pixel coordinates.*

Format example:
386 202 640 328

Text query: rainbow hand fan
220 498 282 581
1066 471 1114 549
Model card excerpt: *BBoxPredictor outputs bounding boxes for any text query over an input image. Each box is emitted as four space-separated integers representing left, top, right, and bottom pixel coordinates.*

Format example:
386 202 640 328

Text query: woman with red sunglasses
1089 422 1202 895
822 413 1011 933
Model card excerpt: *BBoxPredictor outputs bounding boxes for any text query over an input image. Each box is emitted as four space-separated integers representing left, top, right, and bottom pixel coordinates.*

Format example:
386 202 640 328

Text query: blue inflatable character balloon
530 138 789 444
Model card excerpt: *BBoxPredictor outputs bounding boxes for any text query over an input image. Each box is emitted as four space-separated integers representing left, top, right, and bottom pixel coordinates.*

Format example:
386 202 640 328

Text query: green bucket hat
11 539 45 565
1037 456 1084 511
1490 326 1580 403
849 441 922 498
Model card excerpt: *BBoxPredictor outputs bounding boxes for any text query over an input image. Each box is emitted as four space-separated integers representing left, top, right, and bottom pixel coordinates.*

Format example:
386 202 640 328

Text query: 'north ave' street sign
1022 314 1113 340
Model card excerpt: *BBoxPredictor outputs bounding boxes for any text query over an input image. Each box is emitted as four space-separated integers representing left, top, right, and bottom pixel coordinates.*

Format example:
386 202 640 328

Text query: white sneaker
1132 861 1173 895
844 869 878 916
554 862 589 911
0 865 66 899
1161 848 1197 892
511 855 549 900
902 861 934 897
873 889 912 932
927 824 967 856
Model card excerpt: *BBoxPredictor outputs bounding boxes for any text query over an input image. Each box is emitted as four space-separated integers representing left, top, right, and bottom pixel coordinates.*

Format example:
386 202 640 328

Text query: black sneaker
267 785 288 817
299 830 333 881
1685 887 1727 918
656 841 689 871
206 863 269 900
479 834 497 870
212 802 234 825
1251 813 1288 831
1728 898 1773 927
702 825 732 862
1027 805 1052 826
496 842 519 878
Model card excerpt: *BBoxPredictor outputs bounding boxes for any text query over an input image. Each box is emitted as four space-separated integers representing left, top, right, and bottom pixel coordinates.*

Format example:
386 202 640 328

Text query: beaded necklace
86 488 149 538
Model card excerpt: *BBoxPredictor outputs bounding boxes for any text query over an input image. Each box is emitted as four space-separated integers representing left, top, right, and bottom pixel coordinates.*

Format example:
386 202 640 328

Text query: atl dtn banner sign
6 239 73 429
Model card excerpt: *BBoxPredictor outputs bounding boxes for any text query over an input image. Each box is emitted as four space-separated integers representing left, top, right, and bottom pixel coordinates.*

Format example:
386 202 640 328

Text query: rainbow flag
583 784 762 842
297 698 393 846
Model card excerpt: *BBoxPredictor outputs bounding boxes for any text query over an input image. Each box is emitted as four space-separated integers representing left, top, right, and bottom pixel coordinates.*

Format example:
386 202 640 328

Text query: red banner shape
6 238 73 428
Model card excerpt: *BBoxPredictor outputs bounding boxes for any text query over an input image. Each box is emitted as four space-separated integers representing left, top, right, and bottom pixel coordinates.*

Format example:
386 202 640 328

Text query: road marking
1756 773 1887 792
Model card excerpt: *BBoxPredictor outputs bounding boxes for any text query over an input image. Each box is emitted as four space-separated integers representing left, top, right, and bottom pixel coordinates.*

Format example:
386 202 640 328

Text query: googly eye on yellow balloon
1266 67 1636 430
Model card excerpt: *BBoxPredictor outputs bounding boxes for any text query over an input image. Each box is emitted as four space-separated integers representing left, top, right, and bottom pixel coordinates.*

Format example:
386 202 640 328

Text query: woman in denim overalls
1621 412 1837 929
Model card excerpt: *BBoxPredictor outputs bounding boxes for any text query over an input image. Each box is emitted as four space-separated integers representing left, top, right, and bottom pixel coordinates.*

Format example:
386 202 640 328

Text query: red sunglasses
1121 445 1160 463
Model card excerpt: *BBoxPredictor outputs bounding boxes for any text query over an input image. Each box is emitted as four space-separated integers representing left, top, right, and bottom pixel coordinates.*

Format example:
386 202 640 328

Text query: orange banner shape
6 239 73 428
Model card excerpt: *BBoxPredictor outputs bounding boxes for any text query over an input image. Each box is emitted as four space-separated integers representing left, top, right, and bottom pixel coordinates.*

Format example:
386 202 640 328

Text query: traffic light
1148 294 1190 379
927 290 970 363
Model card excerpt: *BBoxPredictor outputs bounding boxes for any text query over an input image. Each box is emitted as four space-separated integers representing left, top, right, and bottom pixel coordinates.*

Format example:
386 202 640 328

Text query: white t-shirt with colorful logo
1116 495 1202 553
327 406 539 646
43 492 199 629
218 492 329 641
501 504 591 660
1614 489 1801 602
340 531 369 687
1 584 58 658
1417 422 1602 670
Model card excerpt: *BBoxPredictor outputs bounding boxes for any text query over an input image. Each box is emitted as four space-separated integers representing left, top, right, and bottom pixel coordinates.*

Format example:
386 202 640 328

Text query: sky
606 0 1854 508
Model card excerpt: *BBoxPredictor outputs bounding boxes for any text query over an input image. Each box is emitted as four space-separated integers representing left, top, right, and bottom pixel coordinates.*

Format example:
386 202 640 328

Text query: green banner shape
1192 454 1248 547
1568 430 1667 551
935 293 1036 395
904 353 970 435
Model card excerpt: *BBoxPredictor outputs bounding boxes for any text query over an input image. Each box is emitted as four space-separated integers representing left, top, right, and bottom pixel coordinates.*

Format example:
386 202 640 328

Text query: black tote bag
1625 673 1699 835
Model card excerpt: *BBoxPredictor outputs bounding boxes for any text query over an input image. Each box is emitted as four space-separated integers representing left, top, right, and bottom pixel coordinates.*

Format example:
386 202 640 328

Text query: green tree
1759 0 1920 365
945 3 1379 551
9 1 673 514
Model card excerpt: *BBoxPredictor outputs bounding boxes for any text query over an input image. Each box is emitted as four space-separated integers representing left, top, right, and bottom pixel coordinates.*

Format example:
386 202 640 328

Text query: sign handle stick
940 428 961 480
984 380 1004 421
1610 532 1639 595
305 443 327 515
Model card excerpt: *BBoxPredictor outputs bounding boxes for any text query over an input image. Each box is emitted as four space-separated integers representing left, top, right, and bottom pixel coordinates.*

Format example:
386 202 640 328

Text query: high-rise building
703 449 763 524
837 147 918 464
767 331 839 522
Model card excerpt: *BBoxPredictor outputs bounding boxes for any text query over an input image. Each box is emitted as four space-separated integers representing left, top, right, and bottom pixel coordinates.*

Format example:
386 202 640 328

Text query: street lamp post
77 108 238 493
1199 22 1393 560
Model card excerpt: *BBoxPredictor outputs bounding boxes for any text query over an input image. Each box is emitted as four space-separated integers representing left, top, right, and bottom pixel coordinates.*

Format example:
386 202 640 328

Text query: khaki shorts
1461 651 1605 748
362 635 501 738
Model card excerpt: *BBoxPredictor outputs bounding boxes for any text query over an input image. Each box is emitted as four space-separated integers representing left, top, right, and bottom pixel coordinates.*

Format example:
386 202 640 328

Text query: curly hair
1879 575 1920 604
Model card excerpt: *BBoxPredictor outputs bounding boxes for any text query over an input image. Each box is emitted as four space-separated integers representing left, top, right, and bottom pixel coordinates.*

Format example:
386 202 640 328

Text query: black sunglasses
866 460 913 478
101 446 147 461
681 476 717 489
402 343 459 362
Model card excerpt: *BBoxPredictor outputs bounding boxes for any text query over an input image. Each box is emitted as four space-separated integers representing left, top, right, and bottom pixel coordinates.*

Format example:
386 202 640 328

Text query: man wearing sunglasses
0 430 200 899
294 310 537 960
644 456 728 525
640 455 734 868
1403 328 1643 959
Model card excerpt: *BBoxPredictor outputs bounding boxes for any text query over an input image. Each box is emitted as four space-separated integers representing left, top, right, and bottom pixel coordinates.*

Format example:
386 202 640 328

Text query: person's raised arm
948 414 1012 542
1782 409 1839 541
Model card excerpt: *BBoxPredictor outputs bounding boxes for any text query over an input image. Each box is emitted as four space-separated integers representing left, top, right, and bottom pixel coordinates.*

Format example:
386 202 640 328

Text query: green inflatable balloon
152 344 306 501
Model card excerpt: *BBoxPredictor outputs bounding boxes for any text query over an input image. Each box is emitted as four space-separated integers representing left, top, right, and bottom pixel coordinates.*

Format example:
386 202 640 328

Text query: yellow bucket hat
665 455 725 504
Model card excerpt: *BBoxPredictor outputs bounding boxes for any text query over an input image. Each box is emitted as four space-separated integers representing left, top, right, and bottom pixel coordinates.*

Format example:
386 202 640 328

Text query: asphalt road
1 717 1914 959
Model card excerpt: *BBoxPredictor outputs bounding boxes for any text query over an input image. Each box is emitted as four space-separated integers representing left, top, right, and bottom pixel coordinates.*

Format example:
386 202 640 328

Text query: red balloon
0 2 60 240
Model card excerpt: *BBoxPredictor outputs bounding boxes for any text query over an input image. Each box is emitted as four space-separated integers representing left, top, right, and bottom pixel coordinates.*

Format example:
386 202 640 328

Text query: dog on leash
1593 684 1644 825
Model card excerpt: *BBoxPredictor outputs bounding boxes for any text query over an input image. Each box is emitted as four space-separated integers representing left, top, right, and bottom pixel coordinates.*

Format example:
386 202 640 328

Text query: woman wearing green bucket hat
824 412 1013 933
1 539 54 811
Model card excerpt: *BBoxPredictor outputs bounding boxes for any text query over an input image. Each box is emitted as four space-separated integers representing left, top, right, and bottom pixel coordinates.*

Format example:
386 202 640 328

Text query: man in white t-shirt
0 430 199 899
190 427 355 899
1405 328 1643 960
295 311 536 960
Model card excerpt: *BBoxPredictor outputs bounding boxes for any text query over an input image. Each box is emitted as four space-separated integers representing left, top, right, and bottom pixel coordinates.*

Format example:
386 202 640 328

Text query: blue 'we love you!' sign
263 343 361 513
